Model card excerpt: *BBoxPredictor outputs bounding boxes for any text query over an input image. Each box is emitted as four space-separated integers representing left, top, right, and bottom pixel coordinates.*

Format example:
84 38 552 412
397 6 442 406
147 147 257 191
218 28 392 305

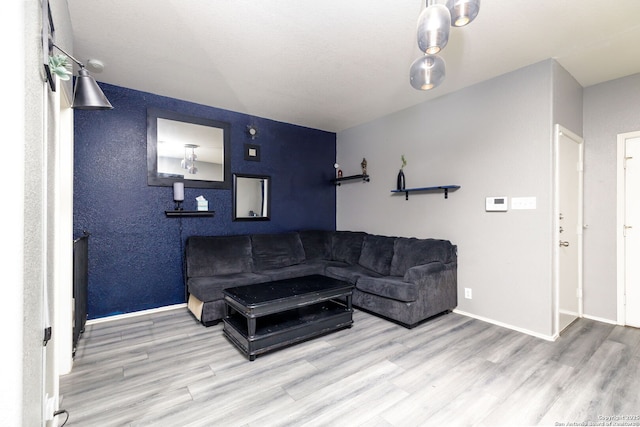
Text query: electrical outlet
464 288 472 299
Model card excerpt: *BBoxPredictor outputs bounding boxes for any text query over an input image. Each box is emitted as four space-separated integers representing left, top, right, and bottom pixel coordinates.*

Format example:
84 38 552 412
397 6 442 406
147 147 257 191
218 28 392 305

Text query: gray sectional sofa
185 230 457 328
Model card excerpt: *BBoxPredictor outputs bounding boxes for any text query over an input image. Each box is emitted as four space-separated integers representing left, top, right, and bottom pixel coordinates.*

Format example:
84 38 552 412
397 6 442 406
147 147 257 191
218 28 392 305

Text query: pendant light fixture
410 55 446 90
181 144 199 175
417 0 451 55
446 0 480 27
409 0 480 91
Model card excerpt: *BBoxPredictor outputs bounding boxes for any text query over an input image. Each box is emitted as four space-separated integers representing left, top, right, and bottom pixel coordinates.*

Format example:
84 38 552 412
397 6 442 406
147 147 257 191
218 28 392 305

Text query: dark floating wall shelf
165 210 215 217
391 185 460 200
332 174 370 186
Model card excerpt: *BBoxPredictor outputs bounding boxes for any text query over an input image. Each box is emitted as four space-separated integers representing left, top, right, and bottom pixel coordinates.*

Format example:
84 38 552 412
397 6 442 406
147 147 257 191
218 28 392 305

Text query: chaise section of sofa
184 230 457 328
351 237 457 328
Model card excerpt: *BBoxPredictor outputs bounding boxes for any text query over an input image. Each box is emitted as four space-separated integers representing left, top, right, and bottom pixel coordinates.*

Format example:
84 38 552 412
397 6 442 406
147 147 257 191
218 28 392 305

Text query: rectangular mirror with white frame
233 174 271 221
147 108 231 189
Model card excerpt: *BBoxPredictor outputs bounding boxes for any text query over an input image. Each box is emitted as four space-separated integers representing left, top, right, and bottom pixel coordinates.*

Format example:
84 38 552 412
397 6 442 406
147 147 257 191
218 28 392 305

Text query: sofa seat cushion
251 232 306 271
390 237 456 277
356 276 418 303
358 234 396 275
186 235 254 277
325 264 381 284
298 230 332 260
187 273 270 301
258 261 327 281
331 231 366 265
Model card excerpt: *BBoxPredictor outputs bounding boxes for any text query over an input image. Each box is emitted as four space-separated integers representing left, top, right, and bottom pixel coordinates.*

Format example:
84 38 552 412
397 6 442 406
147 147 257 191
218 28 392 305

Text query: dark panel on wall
74 83 337 319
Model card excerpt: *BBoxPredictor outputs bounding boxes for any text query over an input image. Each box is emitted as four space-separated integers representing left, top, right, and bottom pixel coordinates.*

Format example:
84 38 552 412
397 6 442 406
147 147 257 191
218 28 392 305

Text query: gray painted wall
552 61 583 137
337 60 561 337
583 73 640 321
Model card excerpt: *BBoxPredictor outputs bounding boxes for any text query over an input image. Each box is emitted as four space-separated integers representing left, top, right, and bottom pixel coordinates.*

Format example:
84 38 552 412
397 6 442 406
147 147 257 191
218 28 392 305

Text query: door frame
616 131 640 325
552 124 584 338
55 85 74 375
44 74 73 425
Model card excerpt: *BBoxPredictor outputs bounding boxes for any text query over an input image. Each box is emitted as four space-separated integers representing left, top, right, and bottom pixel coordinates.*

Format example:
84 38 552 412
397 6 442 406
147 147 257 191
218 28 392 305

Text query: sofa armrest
403 261 447 283
404 261 458 313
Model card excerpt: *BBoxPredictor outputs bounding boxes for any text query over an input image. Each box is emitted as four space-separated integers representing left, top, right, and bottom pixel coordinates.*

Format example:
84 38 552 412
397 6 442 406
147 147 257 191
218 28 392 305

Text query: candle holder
173 182 185 211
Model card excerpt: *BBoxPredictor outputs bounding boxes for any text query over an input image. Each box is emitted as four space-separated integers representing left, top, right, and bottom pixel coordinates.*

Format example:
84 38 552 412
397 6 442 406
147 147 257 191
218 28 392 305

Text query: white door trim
55 84 74 376
552 124 584 337
616 131 640 325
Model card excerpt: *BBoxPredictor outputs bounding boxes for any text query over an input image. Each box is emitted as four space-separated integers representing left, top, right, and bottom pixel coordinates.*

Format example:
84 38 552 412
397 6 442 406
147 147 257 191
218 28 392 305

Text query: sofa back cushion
331 231 366 265
251 232 306 271
298 230 332 260
186 235 253 277
390 237 456 276
358 234 396 275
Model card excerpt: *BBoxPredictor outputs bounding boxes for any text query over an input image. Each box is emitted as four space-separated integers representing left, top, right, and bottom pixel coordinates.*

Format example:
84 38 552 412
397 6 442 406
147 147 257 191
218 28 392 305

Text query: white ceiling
66 0 640 133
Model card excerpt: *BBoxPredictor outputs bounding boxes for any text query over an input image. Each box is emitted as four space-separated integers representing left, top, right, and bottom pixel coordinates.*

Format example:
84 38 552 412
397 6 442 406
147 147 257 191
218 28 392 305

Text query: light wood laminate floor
60 308 640 426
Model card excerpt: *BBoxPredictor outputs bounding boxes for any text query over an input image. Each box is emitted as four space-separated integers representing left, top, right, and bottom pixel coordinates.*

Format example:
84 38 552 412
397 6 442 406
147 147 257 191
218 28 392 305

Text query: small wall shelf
332 174 370 186
165 210 215 217
391 185 460 200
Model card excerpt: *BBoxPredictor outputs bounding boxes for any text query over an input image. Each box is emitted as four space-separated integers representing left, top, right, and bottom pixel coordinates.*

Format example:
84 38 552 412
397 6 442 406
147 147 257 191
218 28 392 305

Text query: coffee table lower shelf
223 301 353 361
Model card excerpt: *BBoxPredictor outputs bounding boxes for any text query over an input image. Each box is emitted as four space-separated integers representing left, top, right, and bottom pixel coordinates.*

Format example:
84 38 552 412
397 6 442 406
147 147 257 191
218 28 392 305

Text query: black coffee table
222 275 354 361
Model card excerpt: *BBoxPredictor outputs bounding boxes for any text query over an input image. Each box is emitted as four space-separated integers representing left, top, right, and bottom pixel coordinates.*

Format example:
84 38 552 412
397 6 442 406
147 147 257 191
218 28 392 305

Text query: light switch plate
511 196 537 210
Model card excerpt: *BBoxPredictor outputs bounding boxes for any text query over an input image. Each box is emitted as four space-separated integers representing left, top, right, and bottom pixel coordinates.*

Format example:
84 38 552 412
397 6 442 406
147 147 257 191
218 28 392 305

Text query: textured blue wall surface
74 83 337 319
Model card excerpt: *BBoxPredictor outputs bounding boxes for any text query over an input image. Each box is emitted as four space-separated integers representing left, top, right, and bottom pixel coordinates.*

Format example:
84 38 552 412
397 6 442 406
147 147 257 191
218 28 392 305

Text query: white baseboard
453 309 557 342
559 309 579 317
582 313 618 326
87 304 618 334
86 303 187 326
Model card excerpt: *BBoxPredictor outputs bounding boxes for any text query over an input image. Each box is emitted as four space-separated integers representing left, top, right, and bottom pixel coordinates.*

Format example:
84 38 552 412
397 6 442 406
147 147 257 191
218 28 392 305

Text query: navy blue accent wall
74 83 336 319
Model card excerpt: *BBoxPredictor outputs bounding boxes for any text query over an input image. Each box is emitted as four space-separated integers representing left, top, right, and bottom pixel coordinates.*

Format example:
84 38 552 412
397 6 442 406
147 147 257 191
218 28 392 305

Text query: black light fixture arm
50 42 86 69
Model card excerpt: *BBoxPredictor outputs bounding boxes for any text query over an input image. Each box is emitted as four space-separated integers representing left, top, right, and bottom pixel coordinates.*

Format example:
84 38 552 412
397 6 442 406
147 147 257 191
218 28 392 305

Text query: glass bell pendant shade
417 4 451 55
410 55 446 90
446 0 480 27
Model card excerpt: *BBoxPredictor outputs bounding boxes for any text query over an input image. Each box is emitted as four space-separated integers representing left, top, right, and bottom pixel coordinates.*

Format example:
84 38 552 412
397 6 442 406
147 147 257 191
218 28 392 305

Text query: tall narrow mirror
233 174 271 221
147 108 231 189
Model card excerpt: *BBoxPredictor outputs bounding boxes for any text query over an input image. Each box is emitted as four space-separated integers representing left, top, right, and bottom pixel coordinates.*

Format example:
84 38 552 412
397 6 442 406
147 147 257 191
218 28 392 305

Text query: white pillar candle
173 182 184 201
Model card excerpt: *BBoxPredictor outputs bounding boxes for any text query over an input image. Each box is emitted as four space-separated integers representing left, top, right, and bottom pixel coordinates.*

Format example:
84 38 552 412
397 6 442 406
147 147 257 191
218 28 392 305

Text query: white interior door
555 125 584 334
623 135 640 327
